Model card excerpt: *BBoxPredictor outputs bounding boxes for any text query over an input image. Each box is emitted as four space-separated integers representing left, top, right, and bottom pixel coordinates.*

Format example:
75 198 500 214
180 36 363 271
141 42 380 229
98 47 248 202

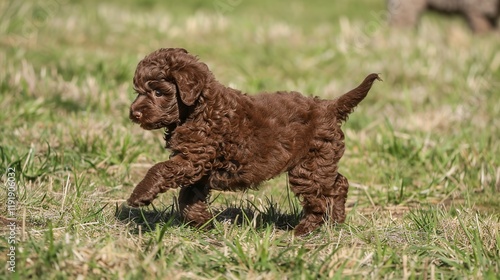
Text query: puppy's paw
293 223 314 236
127 191 157 207
293 214 324 236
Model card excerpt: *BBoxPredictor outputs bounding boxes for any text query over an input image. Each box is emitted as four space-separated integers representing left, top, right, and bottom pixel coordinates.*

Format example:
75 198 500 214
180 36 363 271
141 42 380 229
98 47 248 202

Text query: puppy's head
129 48 211 130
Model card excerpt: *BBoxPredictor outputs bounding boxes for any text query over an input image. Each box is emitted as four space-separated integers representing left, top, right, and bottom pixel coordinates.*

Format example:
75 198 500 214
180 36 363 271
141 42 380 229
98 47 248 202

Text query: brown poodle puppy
127 48 380 235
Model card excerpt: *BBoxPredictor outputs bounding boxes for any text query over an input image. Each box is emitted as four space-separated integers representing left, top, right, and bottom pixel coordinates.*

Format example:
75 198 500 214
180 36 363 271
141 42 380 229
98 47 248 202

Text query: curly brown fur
127 48 380 235
388 0 500 33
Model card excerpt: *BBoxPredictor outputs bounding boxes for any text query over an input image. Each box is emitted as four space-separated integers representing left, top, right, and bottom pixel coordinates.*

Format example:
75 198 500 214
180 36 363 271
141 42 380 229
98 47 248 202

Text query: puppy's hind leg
289 157 329 236
289 128 347 235
323 173 349 224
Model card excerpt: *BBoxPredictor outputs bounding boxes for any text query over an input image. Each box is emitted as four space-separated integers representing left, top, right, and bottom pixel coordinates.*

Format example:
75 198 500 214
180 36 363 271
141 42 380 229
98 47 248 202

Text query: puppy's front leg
127 155 205 207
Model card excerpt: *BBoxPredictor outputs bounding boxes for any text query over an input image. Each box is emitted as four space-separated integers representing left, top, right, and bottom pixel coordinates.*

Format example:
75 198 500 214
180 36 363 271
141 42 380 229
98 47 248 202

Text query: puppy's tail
332 73 381 123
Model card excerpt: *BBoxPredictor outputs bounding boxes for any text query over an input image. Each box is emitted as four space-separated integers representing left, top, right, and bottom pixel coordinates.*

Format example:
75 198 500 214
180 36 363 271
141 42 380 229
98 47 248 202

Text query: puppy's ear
172 64 207 106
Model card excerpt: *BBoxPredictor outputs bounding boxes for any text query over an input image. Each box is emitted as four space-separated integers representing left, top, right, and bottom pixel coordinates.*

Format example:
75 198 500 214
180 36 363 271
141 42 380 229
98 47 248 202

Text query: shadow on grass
115 199 302 233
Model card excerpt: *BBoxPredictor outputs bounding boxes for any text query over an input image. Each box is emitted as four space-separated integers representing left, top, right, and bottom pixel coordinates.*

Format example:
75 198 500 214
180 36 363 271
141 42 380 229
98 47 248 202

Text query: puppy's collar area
163 128 172 148
174 80 200 117
163 123 177 148
164 123 177 136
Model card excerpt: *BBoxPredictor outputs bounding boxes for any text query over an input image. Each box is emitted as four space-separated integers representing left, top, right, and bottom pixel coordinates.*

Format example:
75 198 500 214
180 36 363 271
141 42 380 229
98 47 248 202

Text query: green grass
1 0 499 278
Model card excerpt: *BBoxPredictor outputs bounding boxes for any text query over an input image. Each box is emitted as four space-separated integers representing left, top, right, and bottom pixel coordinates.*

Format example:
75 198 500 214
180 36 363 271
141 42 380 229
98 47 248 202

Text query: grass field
1 0 499 279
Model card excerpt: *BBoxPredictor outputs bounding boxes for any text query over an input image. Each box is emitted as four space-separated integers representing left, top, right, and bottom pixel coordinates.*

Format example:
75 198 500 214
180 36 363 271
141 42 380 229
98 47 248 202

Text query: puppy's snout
130 110 143 121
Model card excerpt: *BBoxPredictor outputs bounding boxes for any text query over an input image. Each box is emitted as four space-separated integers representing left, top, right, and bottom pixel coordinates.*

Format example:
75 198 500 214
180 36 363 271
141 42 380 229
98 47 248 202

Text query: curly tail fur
333 73 381 123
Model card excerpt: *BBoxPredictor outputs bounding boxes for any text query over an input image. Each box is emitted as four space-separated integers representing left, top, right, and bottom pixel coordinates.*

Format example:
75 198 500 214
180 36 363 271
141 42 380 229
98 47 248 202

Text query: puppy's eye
154 90 163 97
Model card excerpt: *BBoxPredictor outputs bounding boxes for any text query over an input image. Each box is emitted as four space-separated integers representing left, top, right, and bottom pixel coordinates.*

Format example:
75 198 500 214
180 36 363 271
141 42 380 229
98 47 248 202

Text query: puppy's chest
196 151 242 191
213 141 247 171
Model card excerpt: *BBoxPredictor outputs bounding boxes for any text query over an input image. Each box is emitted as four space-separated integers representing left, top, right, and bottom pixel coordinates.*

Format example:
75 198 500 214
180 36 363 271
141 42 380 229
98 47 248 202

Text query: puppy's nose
131 110 142 120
